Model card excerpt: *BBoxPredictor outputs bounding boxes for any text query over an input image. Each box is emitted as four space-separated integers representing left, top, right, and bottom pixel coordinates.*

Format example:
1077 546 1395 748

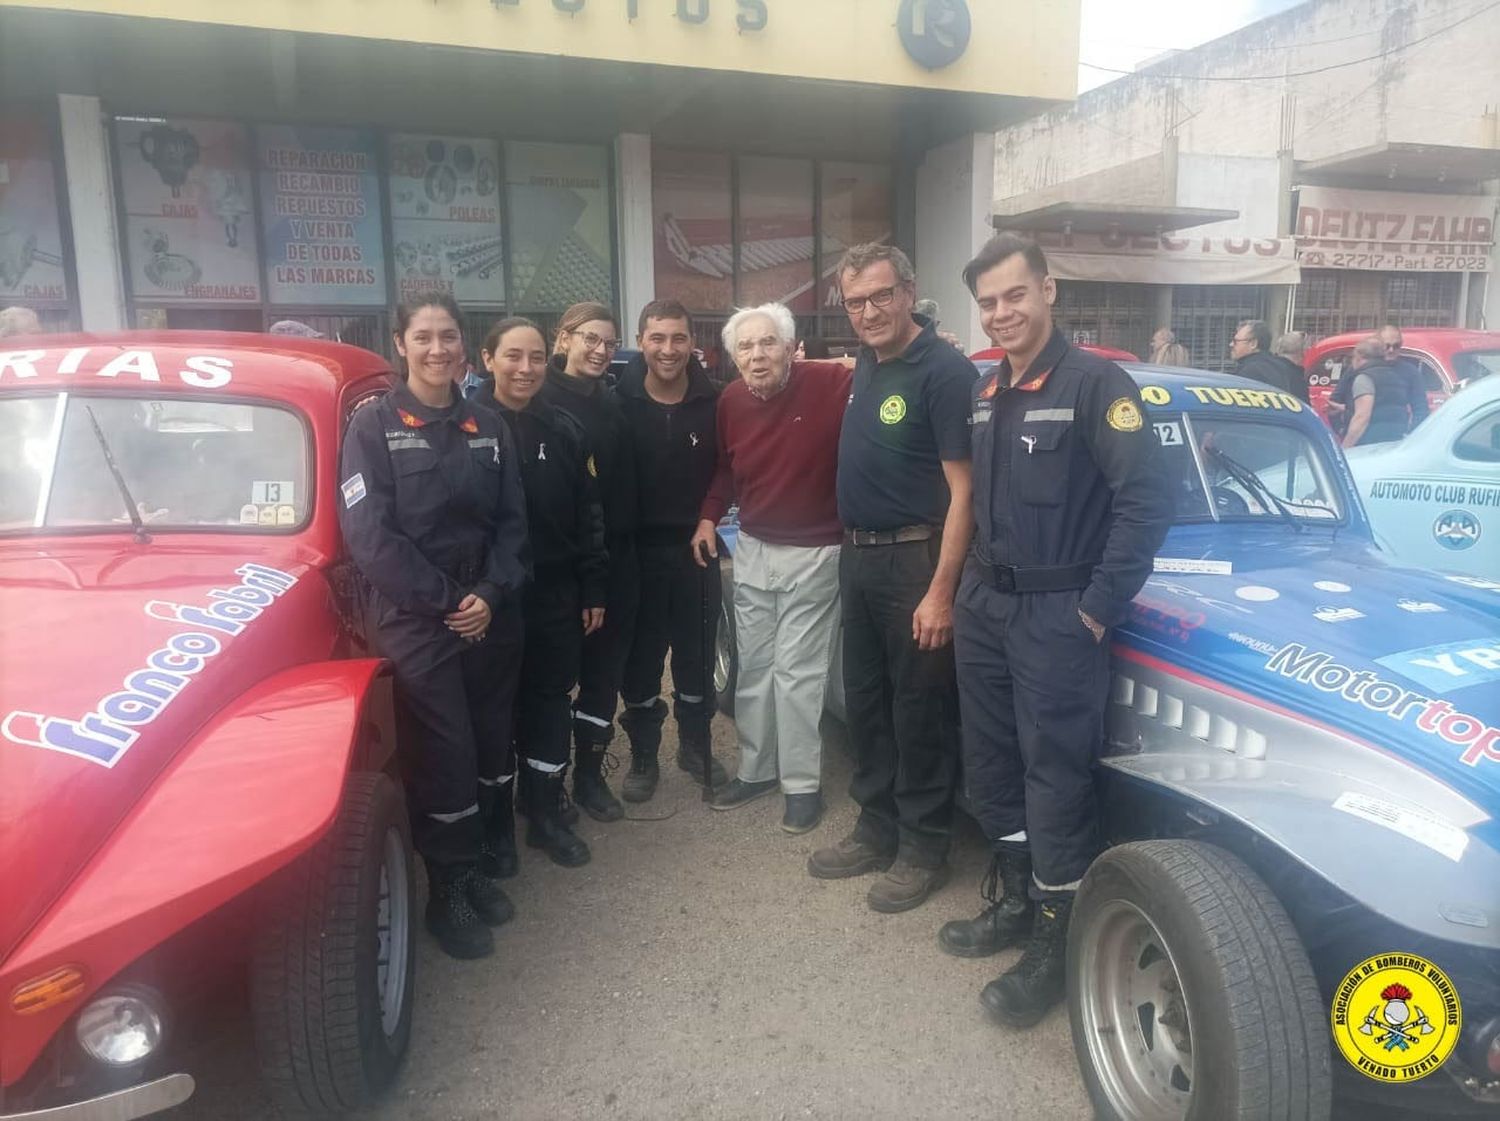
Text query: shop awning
1297 143 1500 188
1033 231 1302 286
992 202 1240 236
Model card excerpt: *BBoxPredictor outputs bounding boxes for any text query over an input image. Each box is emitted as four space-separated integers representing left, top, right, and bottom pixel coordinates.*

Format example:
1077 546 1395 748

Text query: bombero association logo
897 0 971 69
1331 952 1461 1083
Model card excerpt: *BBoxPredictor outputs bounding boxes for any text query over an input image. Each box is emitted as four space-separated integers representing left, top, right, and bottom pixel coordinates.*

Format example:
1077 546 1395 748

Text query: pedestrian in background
694 302 851 834
941 234 1172 1027
0 306 42 338
339 292 529 960
1341 336 1414 447
541 301 637 822
1377 324 1430 427
478 316 605 868
809 243 975 914
1148 327 1189 367
1271 331 1309 401
616 299 727 800
1229 319 1298 394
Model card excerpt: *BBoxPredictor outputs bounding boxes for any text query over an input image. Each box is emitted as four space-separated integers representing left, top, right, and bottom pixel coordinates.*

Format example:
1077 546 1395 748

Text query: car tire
715 585 737 717
251 771 416 1117
1068 840 1331 1121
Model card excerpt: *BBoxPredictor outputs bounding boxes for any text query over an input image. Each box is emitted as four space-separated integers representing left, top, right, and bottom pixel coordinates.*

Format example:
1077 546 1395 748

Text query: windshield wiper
84 406 151 544
1202 445 1304 533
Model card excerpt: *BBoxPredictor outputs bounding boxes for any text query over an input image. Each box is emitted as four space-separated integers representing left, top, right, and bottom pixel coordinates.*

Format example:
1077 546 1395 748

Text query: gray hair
722 302 797 356
1354 337 1386 363
837 242 915 285
913 298 940 321
1273 331 1306 360
0 306 42 339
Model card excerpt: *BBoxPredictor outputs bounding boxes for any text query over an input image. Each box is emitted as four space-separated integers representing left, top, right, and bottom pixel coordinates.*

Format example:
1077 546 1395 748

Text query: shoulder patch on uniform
396 407 426 428
1106 397 1144 433
341 473 367 508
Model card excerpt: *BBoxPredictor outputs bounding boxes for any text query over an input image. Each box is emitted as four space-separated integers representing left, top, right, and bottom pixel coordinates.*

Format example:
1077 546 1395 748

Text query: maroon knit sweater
700 361 853 546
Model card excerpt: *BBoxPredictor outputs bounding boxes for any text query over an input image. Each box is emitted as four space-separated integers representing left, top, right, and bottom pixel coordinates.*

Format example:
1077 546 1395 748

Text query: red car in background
1303 328 1500 424
970 344 1139 364
0 334 415 1119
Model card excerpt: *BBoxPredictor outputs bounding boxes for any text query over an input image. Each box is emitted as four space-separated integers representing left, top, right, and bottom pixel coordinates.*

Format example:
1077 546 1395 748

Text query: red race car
1303 327 1500 424
0 334 416 1119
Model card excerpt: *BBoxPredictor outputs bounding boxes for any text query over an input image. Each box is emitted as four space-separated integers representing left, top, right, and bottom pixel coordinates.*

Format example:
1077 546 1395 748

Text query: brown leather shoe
867 860 950 913
807 835 896 880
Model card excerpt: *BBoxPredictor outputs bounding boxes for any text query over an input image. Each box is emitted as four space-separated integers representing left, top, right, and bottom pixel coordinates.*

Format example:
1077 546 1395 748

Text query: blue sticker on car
1433 509 1481 551
1376 639 1500 695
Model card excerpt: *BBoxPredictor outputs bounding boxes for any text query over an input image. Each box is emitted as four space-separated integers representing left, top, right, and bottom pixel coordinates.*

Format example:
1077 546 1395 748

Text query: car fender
0 658 390 1087
1103 649 1500 953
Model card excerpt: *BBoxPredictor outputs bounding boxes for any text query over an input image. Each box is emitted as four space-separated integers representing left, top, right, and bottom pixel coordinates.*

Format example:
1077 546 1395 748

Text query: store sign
1295 187 1495 273
258 125 387 306
1033 230 1302 286
898 0 972 70
116 118 262 304
0 113 68 306
492 0 768 30
388 134 504 305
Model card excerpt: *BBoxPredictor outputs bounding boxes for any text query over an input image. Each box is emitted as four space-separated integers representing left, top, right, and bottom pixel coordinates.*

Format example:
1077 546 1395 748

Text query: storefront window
388 133 504 308
736 156 814 313
819 161 892 317
257 124 387 307
505 142 613 314
115 117 261 307
0 111 69 316
653 148 733 313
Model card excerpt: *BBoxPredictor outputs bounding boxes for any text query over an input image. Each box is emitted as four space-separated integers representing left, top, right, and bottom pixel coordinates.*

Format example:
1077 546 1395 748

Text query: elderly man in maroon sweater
691 303 852 834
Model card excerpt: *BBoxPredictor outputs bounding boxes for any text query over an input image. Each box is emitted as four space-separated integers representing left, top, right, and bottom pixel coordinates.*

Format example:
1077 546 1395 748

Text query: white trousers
732 531 842 794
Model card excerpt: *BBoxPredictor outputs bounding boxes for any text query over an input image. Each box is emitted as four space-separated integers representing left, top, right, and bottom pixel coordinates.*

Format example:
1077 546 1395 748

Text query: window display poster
652 148 733 312
819 162 891 309
258 125 386 306
0 112 68 306
388 134 504 305
738 156 815 312
115 117 261 304
505 142 613 312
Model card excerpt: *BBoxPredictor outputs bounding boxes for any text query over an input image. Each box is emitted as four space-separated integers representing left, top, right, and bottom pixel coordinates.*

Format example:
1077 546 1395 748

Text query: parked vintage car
1304 327 1500 425
0 335 415 1120
1345 373 1500 579
713 362 1500 1117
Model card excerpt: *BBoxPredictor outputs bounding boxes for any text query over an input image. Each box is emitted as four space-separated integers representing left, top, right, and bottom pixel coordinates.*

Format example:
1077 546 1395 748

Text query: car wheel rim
713 605 733 695
1076 898 1194 1121
376 826 411 1038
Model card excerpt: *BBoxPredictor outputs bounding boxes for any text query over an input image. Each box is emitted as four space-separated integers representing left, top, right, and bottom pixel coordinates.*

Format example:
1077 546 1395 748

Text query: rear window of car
1 393 311 534
1453 349 1500 384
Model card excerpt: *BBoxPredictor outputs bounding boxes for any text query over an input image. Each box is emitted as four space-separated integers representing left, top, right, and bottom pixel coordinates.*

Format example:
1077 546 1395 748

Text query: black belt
845 525 937 547
971 558 1096 593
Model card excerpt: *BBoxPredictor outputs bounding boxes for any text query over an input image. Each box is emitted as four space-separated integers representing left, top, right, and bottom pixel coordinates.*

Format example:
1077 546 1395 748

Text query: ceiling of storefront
0 9 1063 162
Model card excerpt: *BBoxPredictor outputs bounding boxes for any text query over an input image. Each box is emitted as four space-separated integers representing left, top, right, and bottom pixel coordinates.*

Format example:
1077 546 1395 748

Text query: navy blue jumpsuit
955 329 1172 897
338 379 529 867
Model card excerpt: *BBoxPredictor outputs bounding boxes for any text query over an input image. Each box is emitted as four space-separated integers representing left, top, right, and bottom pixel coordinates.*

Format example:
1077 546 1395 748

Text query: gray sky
1078 0 1304 90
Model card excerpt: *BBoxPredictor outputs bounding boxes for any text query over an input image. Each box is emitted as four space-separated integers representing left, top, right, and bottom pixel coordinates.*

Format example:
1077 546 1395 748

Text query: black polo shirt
837 316 978 531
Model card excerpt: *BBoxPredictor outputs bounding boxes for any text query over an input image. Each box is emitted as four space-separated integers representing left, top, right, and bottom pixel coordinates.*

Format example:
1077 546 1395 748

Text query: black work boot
424 861 495 960
464 868 515 927
572 725 624 823
676 713 727 788
939 847 1035 958
524 769 591 868
980 898 1072 1028
477 780 519 880
620 700 666 803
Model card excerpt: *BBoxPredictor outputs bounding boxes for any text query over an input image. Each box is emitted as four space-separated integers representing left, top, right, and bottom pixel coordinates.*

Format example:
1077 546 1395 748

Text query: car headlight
74 986 165 1067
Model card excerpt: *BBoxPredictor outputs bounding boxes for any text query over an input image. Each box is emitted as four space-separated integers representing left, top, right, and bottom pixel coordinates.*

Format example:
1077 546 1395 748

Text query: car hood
1125 531 1500 825
0 542 330 963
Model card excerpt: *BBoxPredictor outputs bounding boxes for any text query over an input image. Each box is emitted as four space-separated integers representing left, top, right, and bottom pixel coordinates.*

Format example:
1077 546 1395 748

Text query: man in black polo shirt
938 233 1172 1028
808 243 976 914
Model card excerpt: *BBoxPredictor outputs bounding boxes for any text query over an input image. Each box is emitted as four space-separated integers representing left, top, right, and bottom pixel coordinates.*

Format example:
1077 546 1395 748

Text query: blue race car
1344 372 1500 580
1076 365 1499 1119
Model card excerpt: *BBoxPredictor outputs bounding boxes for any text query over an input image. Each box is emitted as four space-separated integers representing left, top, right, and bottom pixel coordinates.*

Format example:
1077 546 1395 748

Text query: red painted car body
1303 328 1500 423
0 334 402 1112
970 344 1139 364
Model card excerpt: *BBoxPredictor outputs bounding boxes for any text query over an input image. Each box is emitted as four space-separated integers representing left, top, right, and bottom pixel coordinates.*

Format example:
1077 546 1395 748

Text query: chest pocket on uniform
1013 424 1071 506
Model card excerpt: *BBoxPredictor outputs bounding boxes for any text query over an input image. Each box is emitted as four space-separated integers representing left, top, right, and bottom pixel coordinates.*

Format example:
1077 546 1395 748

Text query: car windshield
1453 349 1500 384
0 393 309 534
1151 412 1344 524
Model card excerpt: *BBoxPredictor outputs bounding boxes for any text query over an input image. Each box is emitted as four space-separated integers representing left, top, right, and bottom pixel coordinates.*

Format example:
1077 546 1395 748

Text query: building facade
990 0 1500 368
0 0 1079 359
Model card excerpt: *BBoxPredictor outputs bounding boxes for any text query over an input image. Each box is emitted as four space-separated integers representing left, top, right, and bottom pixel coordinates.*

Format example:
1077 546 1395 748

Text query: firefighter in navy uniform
938 235 1173 1026
339 294 529 961
540 301 638 822
476 317 607 868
